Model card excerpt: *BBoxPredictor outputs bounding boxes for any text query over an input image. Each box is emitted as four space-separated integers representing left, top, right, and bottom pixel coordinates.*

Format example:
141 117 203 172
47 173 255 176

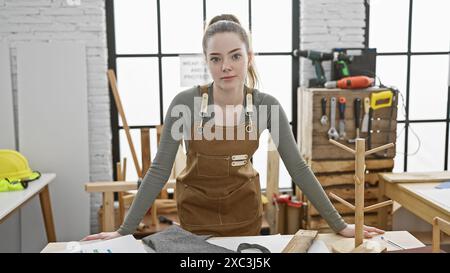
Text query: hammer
348 98 362 144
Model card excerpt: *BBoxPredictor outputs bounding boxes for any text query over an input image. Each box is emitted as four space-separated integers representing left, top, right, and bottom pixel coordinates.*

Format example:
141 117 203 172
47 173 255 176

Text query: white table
41 230 425 253
0 173 56 242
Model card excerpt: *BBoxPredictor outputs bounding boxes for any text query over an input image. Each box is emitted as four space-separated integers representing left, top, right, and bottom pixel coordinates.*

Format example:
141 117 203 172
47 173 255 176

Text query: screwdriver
338 97 346 139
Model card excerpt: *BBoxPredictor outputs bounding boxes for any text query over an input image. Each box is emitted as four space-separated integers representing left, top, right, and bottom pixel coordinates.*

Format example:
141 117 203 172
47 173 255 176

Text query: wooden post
354 138 365 247
102 191 115 232
39 185 57 242
266 136 280 234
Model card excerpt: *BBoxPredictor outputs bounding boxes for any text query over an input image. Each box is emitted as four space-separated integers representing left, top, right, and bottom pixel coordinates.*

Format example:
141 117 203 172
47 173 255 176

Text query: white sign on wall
180 54 211 87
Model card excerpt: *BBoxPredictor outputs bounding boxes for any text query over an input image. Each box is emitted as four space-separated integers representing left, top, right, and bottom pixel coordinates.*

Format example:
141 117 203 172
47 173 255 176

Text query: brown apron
175 83 263 237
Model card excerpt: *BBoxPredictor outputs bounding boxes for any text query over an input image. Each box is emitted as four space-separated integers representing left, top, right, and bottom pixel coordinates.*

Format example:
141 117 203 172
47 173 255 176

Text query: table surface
0 173 56 220
41 230 425 253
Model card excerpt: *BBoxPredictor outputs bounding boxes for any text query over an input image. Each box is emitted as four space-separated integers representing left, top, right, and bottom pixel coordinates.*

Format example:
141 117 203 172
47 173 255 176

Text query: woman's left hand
338 224 385 238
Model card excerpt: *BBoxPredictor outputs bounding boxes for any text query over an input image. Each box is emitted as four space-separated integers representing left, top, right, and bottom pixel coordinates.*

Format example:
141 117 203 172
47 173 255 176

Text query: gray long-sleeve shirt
117 83 347 235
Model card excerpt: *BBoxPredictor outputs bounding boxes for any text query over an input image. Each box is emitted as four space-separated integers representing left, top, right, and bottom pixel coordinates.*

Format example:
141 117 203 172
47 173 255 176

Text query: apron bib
175 83 263 236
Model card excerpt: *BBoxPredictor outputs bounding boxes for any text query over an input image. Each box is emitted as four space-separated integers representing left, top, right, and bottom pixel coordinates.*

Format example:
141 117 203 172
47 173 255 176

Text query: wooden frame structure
328 138 394 248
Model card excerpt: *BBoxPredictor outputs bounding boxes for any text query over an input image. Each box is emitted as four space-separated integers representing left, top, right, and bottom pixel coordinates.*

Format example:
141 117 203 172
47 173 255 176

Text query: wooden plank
312 132 396 145
311 159 394 173
282 229 318 253
85 181 138 192
316 173 380 187
102 192 115 232
141 128 151 175
265 136 280 234
379 171 450 183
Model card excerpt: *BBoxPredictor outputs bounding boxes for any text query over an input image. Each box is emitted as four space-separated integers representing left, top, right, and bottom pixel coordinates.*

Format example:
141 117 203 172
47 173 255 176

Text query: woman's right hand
81 231 122 241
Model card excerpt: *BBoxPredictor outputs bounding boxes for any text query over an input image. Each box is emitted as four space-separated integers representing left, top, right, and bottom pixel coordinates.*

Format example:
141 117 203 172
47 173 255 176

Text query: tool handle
367 107 373 149
321 97 327 115
364 97 370 113
354 98 361 129
338 97 346 119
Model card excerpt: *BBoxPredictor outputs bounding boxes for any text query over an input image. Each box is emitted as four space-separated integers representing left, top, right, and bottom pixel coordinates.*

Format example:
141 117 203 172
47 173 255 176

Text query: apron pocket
197 153 230 178
219 175 262 225
177 185 222 226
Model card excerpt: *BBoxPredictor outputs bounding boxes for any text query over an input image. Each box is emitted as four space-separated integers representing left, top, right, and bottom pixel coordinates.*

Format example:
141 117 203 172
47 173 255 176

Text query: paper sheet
63 235 147 253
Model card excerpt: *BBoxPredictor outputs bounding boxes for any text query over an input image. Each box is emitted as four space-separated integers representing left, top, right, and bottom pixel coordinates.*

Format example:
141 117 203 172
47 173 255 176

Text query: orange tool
325 76 375 89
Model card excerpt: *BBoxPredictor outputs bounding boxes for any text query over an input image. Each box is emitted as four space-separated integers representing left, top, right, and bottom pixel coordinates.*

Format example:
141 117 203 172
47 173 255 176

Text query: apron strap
197 83 254 132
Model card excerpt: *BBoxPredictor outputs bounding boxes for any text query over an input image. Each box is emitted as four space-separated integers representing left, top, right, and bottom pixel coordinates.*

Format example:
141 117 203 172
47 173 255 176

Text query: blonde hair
202 14 260 90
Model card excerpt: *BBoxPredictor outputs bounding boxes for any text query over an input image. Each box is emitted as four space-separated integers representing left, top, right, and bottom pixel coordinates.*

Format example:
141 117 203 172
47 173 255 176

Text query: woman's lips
221 76 236 80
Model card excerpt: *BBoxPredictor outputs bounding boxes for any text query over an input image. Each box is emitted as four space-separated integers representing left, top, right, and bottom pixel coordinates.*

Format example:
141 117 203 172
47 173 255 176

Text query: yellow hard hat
0 150 40 187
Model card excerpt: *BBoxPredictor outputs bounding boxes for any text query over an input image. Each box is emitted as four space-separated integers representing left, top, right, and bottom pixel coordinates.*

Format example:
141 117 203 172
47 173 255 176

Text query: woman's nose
222 60 232 72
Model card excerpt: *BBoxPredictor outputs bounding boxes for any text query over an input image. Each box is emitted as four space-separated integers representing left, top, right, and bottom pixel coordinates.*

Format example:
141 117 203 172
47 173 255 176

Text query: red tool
324 76 375 89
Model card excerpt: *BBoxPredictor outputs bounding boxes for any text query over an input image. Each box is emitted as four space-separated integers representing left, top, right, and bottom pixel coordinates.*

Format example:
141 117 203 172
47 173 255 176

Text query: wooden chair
432 216 450 253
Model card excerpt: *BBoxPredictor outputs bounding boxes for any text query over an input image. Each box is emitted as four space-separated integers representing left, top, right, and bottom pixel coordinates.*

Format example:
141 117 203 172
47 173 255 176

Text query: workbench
378 171 450 230
0 173 57 242
40 230 424 253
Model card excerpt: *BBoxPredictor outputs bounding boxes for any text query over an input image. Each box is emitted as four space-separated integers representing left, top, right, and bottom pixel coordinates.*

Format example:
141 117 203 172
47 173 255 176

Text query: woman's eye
232 54 241 60
210 57 220 62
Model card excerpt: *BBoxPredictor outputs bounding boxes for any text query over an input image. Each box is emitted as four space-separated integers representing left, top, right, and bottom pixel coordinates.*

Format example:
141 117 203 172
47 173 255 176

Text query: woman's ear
248 51 254 67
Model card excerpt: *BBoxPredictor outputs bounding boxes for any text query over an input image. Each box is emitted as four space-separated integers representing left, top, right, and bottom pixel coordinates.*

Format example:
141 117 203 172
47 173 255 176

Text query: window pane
376 56 408 121
114 0 158 54
206 0 249 31
252 0 291 52
160 0 203 54
253 130 291 190
254 55 292 121
116 58 160 126
119 128 158 181
369 0 409 53
409 55 449 120
394 123 406 173
412 0 450 52
406 123 445 172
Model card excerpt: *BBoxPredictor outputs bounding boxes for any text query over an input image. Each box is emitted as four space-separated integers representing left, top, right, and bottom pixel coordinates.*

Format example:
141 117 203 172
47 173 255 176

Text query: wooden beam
365 143 394 156
39 185 57 242
282 229 318 253
102 192 115 232
364 200 393 212
329 139 355 155
329 192 355 211
85 181 138 193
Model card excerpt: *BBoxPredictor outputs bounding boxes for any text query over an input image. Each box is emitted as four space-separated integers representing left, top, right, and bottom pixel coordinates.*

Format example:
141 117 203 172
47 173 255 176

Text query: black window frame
366 0 450 171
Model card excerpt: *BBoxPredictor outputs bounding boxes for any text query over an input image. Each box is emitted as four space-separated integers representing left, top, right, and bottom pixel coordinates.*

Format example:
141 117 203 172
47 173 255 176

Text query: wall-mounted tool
296 50 334 87
349 98 362 143
320 97 328 126
361 97 370 133
328 97 339 140
324 75 375 89
370 90 393 110
338 97 347 139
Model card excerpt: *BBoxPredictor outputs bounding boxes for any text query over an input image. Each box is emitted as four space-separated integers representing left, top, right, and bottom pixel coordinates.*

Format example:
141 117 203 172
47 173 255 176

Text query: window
369 0 450 171
106 0 299 190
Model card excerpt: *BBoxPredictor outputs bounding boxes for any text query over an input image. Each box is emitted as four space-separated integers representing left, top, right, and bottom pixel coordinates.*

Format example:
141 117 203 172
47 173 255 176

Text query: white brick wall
0 0 110 234
300 0 366 86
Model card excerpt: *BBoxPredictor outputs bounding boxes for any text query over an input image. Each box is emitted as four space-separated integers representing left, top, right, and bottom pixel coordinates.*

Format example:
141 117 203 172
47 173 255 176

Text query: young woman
83 14 384 241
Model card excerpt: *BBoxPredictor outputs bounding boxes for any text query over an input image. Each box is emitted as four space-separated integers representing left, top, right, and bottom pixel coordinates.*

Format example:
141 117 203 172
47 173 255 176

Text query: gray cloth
142 225 235 253
117 82 347 235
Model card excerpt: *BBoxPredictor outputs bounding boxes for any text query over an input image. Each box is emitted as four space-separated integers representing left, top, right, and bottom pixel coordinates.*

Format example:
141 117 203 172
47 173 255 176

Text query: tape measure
370 90 393 110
